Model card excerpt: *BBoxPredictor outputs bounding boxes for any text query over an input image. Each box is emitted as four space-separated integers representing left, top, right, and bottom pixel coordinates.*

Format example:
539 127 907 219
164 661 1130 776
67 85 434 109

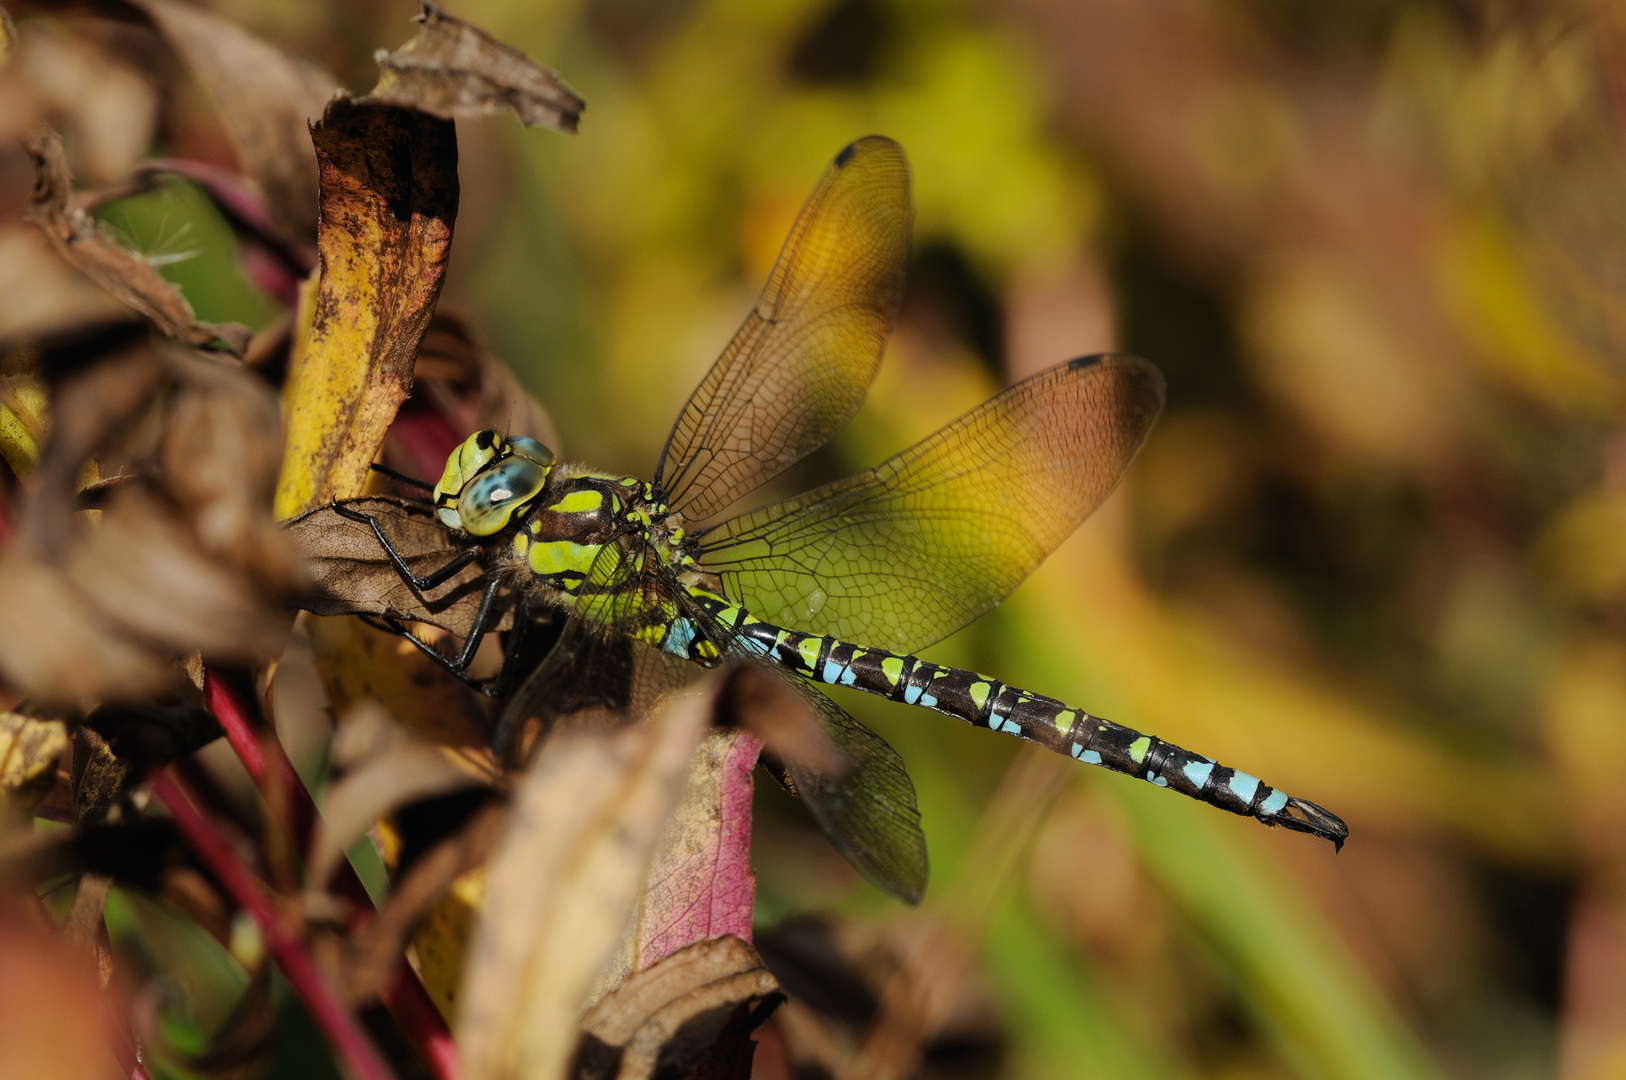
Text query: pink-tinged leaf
636 728 764 967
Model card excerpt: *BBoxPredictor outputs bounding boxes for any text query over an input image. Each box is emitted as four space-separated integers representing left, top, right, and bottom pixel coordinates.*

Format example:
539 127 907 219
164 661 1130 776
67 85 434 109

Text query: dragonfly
312 136 1346 903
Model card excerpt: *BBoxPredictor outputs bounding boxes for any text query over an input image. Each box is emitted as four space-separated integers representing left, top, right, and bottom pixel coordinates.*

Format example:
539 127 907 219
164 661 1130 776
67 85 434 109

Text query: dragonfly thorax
506 472 685 597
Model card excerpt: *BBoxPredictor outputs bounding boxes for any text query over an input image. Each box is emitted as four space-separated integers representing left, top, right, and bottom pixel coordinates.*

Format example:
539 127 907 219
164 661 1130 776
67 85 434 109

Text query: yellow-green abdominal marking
670 589 1341 845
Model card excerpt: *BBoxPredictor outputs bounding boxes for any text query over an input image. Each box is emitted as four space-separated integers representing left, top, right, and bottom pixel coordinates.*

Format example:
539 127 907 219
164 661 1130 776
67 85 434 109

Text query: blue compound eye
457 458 550 536
434 430 502 512
505 436 556 469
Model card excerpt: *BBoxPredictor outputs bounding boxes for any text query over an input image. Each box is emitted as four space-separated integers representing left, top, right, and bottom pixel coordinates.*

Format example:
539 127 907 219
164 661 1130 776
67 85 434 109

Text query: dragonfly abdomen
709 599 1346 848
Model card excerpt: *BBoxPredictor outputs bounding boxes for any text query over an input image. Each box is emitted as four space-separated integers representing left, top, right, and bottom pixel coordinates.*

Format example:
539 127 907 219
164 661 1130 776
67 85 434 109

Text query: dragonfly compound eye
434 430 504 516
457 457 551 536
504 436 557 469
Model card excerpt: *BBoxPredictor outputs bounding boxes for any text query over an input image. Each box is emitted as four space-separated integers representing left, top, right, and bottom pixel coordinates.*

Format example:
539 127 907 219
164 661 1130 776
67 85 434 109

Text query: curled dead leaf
306 700 489 891
70 727 129 824
575 935 782 1080
24 129 251 356
457 679 717 1080
0 339 302 708
368 2 584 132
274 98 458 518
118 0 340 241
0 710 67 816
288 497 506 636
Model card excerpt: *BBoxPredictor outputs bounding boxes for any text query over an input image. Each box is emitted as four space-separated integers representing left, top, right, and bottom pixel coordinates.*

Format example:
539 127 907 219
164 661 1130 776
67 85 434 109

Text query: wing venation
698 354 1166 654
654 136 912 521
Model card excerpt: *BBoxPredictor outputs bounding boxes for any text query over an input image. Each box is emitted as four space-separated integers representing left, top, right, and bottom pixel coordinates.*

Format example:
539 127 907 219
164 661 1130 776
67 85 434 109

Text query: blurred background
7 0 1626 1077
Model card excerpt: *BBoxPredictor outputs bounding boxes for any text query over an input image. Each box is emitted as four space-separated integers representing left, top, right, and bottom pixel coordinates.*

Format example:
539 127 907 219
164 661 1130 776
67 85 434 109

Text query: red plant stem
202 666 464 1080
150 768 399 1080
203 668 314 846
387 966 462 1079
203 669 265 777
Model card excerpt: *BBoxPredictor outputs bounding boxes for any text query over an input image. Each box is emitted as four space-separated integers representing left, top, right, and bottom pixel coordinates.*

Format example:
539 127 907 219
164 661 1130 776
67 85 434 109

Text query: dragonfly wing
769 676 928 905
661 587 929 905
654 137 911 522
496 538 695 758
697 354 1166 654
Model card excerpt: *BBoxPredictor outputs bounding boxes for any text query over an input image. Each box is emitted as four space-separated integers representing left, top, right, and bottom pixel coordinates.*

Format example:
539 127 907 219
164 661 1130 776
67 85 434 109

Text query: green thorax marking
503 473 690 602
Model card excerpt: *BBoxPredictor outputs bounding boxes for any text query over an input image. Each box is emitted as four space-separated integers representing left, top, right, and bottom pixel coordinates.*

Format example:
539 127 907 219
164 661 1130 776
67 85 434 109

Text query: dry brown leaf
457 680 717 1080
0 547 183 709
70 727 130 824
340 800 506 1005
305 700 487 890
12 326 159 552
304 615 492 749
287 498 503 636
66 485 291 662
123 0 340 241
0 339 301 707
369 2 583 132
274 98 458 518
60 871 111 957
0 27 159 186
158 348 302 589
0 227 132 350
0 711 67 816
23 130 250 356
576 936 781 1080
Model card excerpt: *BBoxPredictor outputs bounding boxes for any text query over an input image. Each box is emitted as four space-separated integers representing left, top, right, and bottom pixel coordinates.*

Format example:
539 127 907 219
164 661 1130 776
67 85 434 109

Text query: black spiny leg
332 502 482 591
369 461 436 493
333 502 506 693
371 572 507 692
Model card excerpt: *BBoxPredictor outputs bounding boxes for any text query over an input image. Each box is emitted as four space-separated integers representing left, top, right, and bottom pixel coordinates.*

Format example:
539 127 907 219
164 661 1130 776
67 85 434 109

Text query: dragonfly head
434 429 557 536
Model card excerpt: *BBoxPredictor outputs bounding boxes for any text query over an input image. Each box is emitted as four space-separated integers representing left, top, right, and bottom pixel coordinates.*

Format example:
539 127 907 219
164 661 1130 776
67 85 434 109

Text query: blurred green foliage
93 179 283 332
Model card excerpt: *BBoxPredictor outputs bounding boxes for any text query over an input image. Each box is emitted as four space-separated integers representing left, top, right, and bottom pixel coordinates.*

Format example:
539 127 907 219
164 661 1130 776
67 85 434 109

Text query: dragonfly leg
332 502 481 591
368 462 435 492
358 573 509 697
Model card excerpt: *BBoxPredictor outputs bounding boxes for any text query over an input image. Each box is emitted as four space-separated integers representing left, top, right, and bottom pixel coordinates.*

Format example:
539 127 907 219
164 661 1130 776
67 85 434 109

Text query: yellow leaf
273 99 457 519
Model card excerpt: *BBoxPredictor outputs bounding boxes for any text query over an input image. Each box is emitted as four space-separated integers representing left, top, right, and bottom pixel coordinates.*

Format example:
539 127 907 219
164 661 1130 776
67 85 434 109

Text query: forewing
654 137 911 521
698 354 1166 654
